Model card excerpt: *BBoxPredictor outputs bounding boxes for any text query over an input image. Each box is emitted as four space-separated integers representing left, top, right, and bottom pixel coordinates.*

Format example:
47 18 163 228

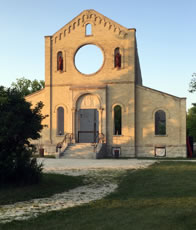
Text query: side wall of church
135 85 186 158
25 89 51 148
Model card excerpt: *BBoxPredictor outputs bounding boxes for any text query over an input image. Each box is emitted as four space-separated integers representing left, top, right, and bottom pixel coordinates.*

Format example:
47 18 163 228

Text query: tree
187 105 196 141
0 86 46 185
11 77 45 96
189 73 196 93
31 79 45 93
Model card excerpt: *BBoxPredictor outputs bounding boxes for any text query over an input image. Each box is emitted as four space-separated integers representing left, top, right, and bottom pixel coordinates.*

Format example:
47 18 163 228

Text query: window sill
154 135 168 137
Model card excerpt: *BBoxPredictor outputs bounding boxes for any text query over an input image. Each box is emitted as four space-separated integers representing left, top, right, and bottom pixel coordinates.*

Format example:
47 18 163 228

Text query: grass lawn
2 162 196 229
0 173 85 205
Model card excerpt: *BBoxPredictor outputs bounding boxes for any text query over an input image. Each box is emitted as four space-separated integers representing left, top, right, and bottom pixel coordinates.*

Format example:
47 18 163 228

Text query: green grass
2 162 196 229
32 154 56 158
136 157 196 160
0 173 85 205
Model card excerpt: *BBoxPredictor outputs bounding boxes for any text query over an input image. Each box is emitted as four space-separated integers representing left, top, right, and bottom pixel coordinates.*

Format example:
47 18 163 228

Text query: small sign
112 147 121 158
155 147 166 157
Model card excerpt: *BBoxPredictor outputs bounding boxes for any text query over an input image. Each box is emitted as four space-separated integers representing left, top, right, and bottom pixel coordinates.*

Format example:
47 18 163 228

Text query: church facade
26 10 187 158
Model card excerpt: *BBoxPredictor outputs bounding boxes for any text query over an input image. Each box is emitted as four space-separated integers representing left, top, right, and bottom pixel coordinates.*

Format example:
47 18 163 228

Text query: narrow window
114 47 121 68
57 51 63 71
155 110 166 135
114 105 122 135
57 107 64 135
86 24 92 36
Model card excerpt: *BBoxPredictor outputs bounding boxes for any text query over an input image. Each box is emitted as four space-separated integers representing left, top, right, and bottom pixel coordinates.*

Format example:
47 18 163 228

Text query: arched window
114 105 122 135
114 47 121 68
57 107 64 135
57 51 63 71
155 110 166 135
86 24 92 36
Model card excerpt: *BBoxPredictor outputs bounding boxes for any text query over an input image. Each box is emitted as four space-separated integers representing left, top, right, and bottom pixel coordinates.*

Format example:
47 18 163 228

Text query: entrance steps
60 143 96 159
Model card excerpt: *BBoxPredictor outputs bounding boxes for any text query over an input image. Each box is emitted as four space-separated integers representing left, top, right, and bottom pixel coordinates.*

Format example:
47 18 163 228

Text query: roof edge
25 88 45 99
137 85 186 100
52 9 130 37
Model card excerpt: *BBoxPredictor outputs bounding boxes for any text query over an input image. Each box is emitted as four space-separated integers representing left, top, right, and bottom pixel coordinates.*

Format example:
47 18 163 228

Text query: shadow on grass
0 174 85 205
2 162 196 230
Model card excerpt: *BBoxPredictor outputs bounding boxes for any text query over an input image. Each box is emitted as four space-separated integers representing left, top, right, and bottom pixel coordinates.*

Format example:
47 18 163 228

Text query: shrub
0 86 46 185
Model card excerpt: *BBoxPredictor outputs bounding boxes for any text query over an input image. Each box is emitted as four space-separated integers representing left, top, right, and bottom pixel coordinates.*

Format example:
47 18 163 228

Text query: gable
52 9 131 44
44 9 138 86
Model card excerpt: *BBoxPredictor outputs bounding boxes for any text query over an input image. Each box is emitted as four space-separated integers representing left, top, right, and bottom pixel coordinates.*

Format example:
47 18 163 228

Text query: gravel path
39 158 156 171
0 159 156 223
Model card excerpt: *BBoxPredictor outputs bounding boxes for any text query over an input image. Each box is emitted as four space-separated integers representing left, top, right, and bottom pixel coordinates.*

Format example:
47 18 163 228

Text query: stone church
26 9 186 158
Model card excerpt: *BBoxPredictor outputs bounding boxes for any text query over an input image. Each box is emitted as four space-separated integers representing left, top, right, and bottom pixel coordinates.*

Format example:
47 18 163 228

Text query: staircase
60 143 96 159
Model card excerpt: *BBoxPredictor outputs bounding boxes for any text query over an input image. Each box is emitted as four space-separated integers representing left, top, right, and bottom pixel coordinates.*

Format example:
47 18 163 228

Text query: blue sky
0 0 195 109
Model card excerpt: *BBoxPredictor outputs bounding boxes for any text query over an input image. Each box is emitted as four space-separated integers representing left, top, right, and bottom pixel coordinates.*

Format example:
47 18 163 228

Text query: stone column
99 108 105 143
72 107 76 143
99 108 103 134
75 109 80 143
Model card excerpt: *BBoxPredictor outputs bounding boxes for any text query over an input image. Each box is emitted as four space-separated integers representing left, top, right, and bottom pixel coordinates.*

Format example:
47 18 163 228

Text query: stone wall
135 85 186 158
25 9 187 158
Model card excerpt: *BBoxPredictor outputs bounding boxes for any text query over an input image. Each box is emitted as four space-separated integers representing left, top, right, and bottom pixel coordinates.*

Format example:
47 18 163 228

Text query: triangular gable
52 9 131 42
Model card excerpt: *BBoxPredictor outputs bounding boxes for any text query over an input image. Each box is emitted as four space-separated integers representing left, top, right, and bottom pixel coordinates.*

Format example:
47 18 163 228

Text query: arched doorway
76 94 100 143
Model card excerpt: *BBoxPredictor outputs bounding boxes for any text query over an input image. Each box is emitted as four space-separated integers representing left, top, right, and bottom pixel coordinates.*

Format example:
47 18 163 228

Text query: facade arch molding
152 107 170 119
54 104 68 113
73 92 102 110
111 102 126 112
83 20 96 27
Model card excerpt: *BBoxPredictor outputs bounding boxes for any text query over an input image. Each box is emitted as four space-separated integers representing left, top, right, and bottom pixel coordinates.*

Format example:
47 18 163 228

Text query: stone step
67 143 92 149
61 143 96 159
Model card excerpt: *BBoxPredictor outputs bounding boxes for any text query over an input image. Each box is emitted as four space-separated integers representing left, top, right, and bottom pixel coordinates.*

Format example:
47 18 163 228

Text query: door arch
75 94 101 143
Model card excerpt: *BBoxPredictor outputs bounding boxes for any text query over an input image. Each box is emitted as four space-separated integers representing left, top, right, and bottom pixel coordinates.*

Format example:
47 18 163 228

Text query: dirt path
0 159 155 223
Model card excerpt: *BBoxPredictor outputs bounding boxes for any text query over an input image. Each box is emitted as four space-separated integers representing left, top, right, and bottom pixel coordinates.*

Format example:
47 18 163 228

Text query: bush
0 86 46 185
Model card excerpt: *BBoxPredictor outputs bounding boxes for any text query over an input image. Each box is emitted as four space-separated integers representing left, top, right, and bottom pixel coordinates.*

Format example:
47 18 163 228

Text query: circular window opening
74 44 104 75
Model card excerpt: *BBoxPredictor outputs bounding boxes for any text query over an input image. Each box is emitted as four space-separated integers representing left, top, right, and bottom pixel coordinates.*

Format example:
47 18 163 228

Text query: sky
0 0 195 109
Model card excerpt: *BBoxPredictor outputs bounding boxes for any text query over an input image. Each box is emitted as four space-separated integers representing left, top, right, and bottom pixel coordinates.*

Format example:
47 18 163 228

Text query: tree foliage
0 86 46 185
11 77 45 96
189 73 196 93
187 105 196 141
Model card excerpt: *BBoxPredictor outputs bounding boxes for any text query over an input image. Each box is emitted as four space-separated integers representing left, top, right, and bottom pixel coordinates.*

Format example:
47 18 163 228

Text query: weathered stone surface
26 9 186 158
